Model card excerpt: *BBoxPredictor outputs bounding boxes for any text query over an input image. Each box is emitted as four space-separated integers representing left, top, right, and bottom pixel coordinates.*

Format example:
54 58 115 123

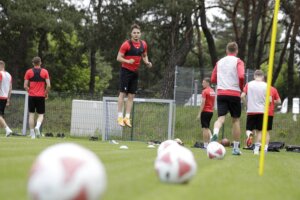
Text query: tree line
0 0 299 100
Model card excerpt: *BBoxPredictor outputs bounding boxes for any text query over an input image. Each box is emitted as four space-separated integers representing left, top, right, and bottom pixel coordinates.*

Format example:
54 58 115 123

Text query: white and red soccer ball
157 139 180 155
155 144 197 184
27 143 106 200
207 141 226 160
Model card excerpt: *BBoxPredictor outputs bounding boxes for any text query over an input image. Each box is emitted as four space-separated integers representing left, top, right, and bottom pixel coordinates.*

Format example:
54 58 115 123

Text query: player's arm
6 81 12 106
241 92 247 110
24 79 29 92
117 52 134 64
237 59 245 90
197 97 206 119
45 79 51 99
211 65 217 84
142 52 152 68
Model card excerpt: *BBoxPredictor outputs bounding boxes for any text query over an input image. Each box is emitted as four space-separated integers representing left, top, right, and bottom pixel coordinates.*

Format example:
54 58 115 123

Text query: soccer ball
27 143 106 200
157 140 180 155
155 144 197 184
207 141 226 160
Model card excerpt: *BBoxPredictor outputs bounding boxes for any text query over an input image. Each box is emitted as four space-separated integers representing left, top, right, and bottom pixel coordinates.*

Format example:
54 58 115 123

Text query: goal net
4 90 28 135
70 100 122 137
102 97 175 142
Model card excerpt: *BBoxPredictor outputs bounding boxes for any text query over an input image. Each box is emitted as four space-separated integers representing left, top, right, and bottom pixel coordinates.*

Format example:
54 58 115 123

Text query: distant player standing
265 84 281 152
0 60 13 137
241 70 267 155
116 24 152 127
197 77 215 149
210 42 245 155
24 57 51 139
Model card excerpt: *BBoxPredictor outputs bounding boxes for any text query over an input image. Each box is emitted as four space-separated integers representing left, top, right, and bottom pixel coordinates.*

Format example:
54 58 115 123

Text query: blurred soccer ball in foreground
28 143 106 200
155 144 197 184
207 141 226 160
157 139 180 155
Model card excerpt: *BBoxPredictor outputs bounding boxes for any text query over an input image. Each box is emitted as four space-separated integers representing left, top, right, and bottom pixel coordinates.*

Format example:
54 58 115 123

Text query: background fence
2 67 299 146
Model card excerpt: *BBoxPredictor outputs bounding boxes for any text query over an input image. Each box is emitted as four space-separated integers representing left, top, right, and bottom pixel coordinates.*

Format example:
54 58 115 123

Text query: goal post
102 97 175 142
6 90 28 135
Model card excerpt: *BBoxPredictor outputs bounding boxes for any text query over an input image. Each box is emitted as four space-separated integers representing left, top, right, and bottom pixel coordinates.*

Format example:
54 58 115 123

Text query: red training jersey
118 40 148 72
269 87 280 116
24 66 50 97
202 87 216 112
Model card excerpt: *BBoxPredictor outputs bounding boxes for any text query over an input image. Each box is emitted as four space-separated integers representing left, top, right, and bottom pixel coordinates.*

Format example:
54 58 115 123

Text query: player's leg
265 116 273 152
229 96 242 155
123 93 135 127
201 112 213 148
34 97 45 138
253 114 263 155
28 96 36 139
123 70 138 128
245 115 255 148
117 92 126 126
117 68 129 126
0 99 12 136
211 96 228 142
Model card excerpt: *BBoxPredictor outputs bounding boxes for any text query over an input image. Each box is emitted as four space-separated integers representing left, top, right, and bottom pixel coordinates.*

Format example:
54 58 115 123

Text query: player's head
130 23 141 41
0 60 5 69
254 70 264 80
226 42 238 55
32 56 42 66
202 77 211 88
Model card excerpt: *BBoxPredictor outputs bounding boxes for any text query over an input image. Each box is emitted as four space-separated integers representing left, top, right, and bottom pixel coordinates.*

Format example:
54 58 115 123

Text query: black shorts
119 67 138 94
0 99 7 116
201 112 213 128
246 114 273 131
217 95 241 118
28 96 45 114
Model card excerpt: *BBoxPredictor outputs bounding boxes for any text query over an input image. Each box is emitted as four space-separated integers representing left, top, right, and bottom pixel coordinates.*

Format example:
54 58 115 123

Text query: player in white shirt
0 61 13 137
241 70 267 155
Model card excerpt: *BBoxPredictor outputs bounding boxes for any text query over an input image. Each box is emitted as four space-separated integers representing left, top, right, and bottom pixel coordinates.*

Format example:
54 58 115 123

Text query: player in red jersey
116 24 152 127
24 57 51 139
197 78 216 148
0 60 13 137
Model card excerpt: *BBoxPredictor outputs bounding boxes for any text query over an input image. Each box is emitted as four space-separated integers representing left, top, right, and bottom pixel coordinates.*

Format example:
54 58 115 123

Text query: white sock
254 143 261 152
213 128 219 136
118 112 123 118
30 129 35 135
125 113 130 118
204 142 208 148
35 122 42 129
233 141 239 149
246 130 252 137
265 145 268 151
5 126 12 133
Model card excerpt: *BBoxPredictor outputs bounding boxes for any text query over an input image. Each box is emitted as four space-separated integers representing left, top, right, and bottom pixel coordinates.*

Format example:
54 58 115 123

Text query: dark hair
131 23 141 32
226 42 238 53
0 60 5 66
203 77 211 84
32 56 41 65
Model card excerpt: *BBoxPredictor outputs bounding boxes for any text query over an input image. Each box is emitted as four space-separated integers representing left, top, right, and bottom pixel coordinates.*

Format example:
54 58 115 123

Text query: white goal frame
11 90 28 135
102 97 175 141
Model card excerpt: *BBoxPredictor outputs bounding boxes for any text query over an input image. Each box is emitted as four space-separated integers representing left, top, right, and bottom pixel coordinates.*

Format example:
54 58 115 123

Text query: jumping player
116 24 152 127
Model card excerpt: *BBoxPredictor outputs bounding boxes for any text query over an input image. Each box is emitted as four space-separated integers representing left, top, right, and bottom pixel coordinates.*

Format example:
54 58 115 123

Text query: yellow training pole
259 0 281 176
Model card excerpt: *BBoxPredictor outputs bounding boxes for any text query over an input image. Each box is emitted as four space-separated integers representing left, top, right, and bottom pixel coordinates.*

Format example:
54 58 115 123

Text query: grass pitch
0 137 300 200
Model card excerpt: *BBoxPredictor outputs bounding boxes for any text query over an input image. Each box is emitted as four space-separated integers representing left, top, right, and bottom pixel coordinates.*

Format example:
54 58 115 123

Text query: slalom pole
259 0 281 176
